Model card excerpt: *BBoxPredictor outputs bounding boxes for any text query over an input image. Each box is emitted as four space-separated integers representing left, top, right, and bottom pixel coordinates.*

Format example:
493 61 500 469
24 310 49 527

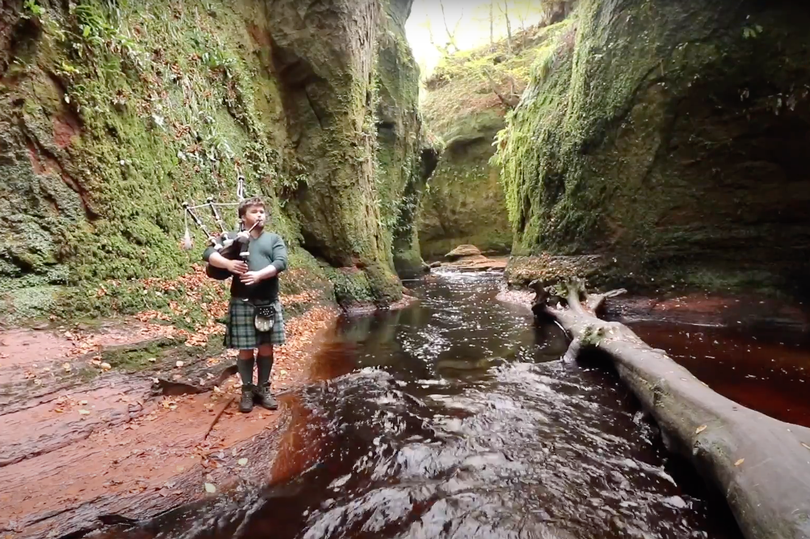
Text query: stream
106 271 746 539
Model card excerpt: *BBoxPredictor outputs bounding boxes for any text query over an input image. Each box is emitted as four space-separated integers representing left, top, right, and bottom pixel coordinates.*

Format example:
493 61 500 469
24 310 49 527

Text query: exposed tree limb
439 0 461 54
533 281 810 539
497 0 513 53
480 67 519 109
424 17 450 57
489 1 495 47
203 396 235 441
532 283 810 539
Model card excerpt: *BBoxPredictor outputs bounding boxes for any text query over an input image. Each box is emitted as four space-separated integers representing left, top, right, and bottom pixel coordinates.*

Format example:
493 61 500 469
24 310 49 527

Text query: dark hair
238 197 265 218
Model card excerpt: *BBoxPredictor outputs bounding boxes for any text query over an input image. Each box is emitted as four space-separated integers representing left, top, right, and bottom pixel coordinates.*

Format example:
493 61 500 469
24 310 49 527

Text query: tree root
532 280 810 539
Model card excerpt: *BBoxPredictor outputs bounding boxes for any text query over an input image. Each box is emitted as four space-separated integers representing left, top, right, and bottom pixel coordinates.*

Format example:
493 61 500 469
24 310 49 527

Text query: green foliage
0 0 304 321
23 0 45 19
373 11 428 280
492 0 810 298
742 24 764 39
423 20 572 145
490 16 579 249
580 325 605 347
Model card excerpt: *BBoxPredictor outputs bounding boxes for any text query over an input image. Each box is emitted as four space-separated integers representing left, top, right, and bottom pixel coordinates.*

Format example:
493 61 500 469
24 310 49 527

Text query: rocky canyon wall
495 0 810 297
0 0 427 323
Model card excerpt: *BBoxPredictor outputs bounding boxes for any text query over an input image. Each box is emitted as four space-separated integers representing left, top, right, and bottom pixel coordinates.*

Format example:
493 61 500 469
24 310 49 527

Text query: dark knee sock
237 356 255 387
256 354 273 387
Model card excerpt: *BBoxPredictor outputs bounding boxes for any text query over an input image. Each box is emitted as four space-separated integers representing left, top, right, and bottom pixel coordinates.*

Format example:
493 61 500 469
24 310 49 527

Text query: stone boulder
444 244 482 261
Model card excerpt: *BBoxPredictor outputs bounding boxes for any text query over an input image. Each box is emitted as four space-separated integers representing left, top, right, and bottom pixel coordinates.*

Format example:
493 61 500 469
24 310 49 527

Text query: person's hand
240 270 262 286
228 260 248 275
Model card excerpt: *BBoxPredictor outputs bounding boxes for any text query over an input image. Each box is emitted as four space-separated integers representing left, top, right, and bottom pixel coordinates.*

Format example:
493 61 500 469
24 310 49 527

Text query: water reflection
104 271 742 539
628 321 810 427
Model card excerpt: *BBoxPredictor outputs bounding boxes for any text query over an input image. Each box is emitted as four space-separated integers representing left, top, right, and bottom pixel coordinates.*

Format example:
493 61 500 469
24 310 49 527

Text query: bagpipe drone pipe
179 175 254 281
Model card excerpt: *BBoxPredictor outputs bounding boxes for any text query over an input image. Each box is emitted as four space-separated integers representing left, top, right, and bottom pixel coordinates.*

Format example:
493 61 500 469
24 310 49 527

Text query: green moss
0 0 440 322
373 2 430 281
101 337 183 372
419 130 511 259
416 24 576 262
0 285 63 326
0 0 293 317
325 266 374 307
494 1 810 297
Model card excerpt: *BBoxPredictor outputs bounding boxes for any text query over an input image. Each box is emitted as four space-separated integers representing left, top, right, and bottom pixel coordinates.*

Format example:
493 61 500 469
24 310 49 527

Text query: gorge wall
0 0 428 324
418 104 511 260
418 45 514 260
495 0 810 298
417 22 573 260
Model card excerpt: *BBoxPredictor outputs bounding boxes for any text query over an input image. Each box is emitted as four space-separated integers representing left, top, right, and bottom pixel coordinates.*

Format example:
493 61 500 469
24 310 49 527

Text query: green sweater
203 231 288 302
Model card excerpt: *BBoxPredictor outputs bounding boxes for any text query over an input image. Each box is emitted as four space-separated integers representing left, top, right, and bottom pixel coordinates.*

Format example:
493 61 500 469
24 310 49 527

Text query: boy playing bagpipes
203 196 288 413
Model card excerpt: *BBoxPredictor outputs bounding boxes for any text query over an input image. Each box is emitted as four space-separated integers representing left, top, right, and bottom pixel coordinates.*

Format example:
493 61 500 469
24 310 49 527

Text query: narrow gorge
2 1 810 538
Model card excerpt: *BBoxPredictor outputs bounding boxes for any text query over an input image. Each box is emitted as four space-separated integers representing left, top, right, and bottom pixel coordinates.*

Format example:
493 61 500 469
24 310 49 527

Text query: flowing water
109 271 744 539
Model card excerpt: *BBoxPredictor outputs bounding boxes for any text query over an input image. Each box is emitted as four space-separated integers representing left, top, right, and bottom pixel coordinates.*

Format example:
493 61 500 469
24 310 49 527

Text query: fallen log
532 281 810 539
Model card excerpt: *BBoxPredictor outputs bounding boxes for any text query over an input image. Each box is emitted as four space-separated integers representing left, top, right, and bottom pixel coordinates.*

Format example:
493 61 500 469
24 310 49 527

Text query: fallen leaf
204 482 216 493
237 458 248 466
734 458 745 466
79 409 90 415
695 425 707 434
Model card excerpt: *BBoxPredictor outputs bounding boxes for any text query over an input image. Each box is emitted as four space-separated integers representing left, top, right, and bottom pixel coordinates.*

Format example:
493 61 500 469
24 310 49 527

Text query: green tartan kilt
224 298 285 349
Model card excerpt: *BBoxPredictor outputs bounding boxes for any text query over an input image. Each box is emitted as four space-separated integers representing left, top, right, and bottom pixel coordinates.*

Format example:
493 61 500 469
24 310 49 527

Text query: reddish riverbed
606 294 810 428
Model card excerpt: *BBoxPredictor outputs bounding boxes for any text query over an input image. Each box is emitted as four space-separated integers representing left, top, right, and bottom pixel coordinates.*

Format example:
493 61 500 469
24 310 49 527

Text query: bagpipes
180 174 256 280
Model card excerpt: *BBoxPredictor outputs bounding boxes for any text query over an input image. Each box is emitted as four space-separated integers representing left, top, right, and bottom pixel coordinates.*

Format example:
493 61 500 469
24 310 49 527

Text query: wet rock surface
0 305 337 538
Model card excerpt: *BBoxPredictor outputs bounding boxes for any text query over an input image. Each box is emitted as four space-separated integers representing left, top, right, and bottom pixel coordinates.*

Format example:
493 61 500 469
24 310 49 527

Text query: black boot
253 383 278 410
239 384 255 413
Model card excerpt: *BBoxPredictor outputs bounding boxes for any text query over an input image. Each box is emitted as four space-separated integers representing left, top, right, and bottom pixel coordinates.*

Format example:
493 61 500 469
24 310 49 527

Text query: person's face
243 205 266 228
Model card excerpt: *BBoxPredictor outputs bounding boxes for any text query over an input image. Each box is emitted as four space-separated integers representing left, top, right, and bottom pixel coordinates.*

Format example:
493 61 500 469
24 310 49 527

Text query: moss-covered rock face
373 0 436 280
417 110 511 259
495 1 810 298
0 0 426 322
417 26 566 260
